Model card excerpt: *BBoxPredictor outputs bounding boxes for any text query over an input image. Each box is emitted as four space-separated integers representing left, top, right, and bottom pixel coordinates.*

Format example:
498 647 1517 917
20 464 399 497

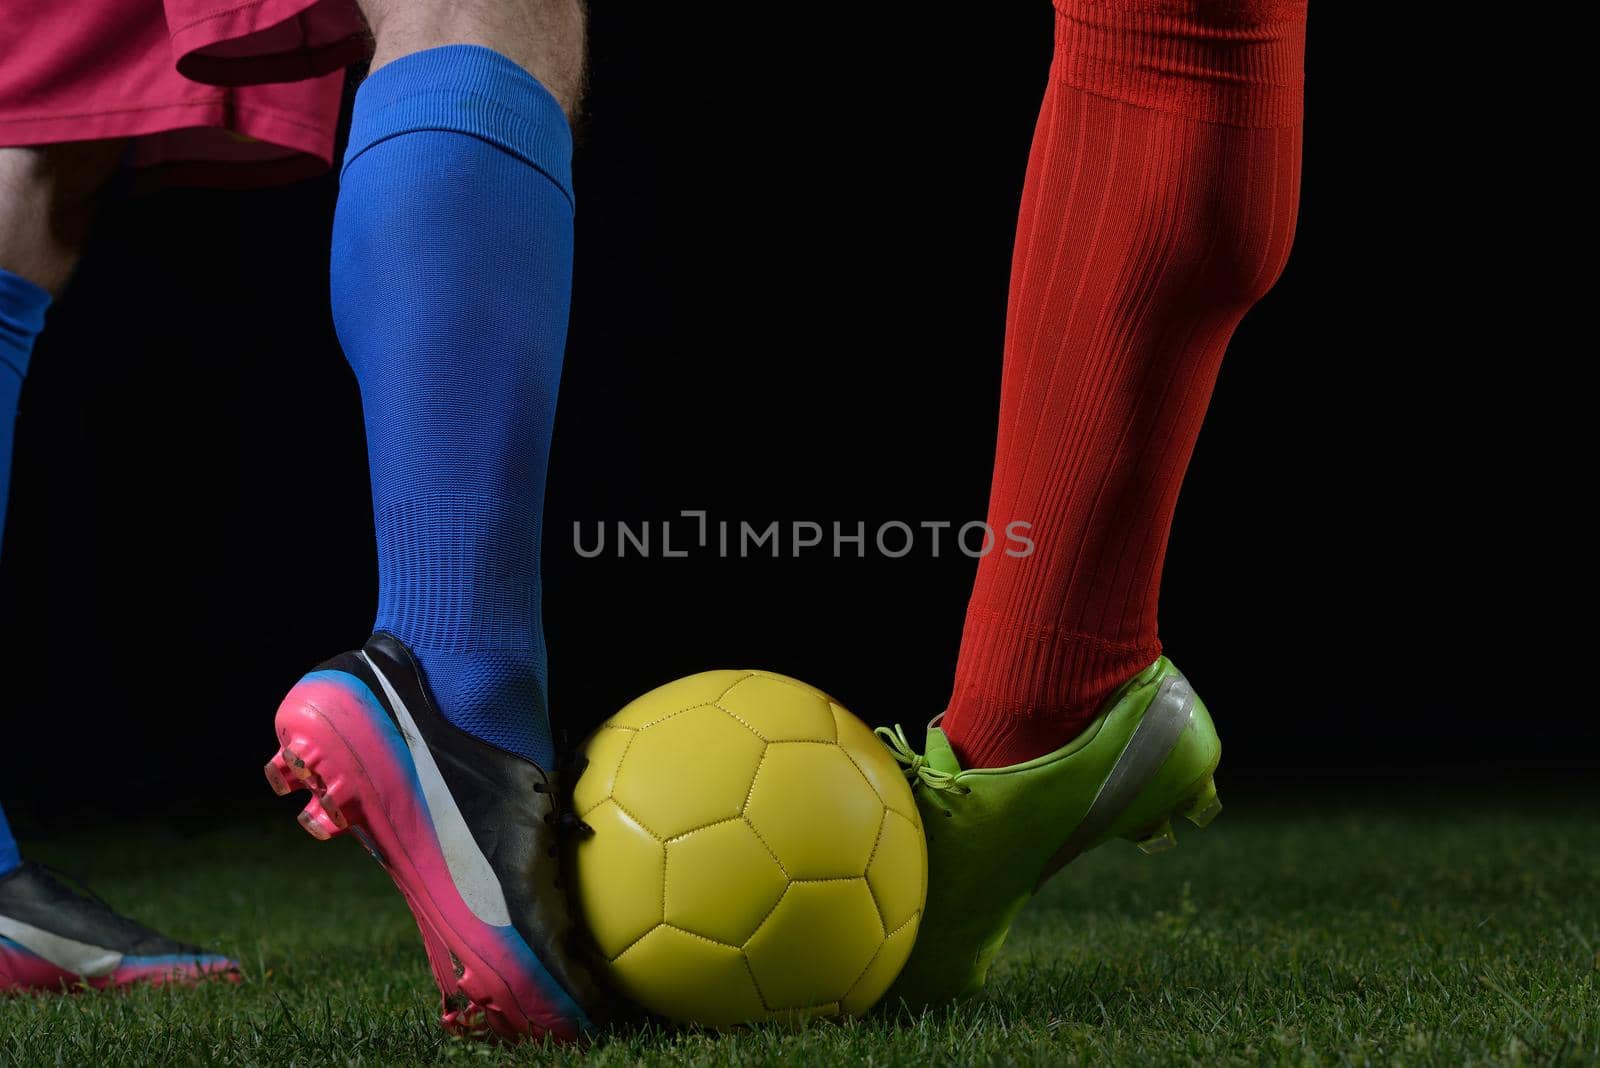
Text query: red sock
942 0 1308 769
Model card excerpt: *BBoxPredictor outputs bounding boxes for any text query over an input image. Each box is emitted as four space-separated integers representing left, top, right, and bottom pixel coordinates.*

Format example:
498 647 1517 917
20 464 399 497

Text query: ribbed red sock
942 0 1309 769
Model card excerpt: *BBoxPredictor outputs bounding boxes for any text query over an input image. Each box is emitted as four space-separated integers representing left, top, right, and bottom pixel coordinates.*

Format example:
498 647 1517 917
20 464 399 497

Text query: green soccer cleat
878 656 1221 1008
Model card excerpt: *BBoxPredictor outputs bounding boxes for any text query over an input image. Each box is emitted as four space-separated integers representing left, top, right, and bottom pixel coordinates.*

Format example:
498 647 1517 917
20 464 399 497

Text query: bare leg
359 0 585 116
0 140 125 295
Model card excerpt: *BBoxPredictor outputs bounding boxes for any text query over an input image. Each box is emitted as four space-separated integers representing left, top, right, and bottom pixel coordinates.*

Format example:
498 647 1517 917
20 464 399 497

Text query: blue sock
0 803 18 878
332 46 573 769
1 267 50 878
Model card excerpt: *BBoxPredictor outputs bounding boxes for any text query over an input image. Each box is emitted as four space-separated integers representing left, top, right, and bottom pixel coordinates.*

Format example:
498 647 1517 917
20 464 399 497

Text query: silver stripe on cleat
0 914 124 977
1034 672 1196 891
358 651 514 928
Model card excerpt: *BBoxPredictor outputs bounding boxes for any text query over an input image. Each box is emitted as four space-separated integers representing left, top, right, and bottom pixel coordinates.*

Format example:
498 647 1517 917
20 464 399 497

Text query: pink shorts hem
170 0 369 87
0 0 357 188
0 100 326 155
0 98 335 188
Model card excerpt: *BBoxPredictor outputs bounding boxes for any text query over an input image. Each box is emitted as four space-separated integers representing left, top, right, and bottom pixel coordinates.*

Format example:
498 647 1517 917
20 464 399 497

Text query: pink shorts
0 0 370 186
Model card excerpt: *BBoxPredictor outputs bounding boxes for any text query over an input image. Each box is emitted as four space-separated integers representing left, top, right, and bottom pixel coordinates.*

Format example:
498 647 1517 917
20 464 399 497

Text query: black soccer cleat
0 862 240 991
265 632 608 1040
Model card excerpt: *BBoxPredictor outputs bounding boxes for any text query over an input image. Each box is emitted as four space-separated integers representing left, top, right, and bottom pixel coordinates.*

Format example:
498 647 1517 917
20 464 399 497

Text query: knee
0 140 125 294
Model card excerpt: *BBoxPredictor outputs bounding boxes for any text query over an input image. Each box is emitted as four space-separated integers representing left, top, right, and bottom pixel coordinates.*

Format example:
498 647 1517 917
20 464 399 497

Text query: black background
0 7 1559 834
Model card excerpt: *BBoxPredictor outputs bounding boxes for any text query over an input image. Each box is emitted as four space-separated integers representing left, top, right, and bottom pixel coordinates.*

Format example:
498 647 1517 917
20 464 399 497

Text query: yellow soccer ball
569 669 927 1027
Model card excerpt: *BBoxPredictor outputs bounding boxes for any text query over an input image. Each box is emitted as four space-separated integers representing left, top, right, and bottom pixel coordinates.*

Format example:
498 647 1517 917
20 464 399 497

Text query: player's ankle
942 644 1164 769
411 644 556 769
943 708 1091 770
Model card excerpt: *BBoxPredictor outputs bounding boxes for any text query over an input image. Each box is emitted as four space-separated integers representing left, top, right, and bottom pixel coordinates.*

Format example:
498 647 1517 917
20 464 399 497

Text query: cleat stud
297 809 332 841
320 794 348 830
297 798 343 841
281 744 326 791
441 1004 490 1040
1188 797 1222 829
1135 819 1177 855
1183 777 1222 828
263 756 293 796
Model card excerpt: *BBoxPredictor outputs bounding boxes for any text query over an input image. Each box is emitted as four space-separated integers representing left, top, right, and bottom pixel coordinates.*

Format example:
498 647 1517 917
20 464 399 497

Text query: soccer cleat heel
269 742 354 840
263 635 606 1042
1122 775 1222 853
265 681 548 1039
1092 674 1222 862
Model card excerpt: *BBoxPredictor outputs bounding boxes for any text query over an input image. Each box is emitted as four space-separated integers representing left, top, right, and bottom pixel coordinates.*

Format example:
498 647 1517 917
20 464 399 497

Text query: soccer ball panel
866 807 927 934
744 743 883 879
664 820 788 948
609 925 768 1028
743 879 884 1010
608 670 753 729
839 907 921 1016
718 672 838 742
572 725 634 817
571 800 664 960
612 704 765 838
832 701 921 824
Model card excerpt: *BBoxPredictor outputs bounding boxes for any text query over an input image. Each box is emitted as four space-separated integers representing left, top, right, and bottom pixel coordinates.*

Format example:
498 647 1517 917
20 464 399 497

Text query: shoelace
874 724 970 796
554 810 593 836
538 775 594 857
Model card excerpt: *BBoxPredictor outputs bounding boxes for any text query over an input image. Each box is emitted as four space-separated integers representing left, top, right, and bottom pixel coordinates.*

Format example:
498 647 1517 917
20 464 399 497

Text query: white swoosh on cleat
0 915 123 977
1035 673 1196 890
359 652 513 928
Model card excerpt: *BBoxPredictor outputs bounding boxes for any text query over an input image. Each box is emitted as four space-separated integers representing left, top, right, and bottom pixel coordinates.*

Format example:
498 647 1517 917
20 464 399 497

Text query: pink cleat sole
0 938 240 993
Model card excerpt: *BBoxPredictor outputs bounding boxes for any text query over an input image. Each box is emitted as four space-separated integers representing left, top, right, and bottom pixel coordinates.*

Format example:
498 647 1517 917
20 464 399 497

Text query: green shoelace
874 724 971 796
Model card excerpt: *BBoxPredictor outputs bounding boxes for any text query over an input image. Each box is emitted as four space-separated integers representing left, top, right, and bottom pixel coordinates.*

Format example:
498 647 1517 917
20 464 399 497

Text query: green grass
3 794 1597 1066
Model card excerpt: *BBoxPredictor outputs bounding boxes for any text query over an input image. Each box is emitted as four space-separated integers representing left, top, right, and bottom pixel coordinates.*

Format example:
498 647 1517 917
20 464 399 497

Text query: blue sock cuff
0 267 51 380
344 45 574 208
